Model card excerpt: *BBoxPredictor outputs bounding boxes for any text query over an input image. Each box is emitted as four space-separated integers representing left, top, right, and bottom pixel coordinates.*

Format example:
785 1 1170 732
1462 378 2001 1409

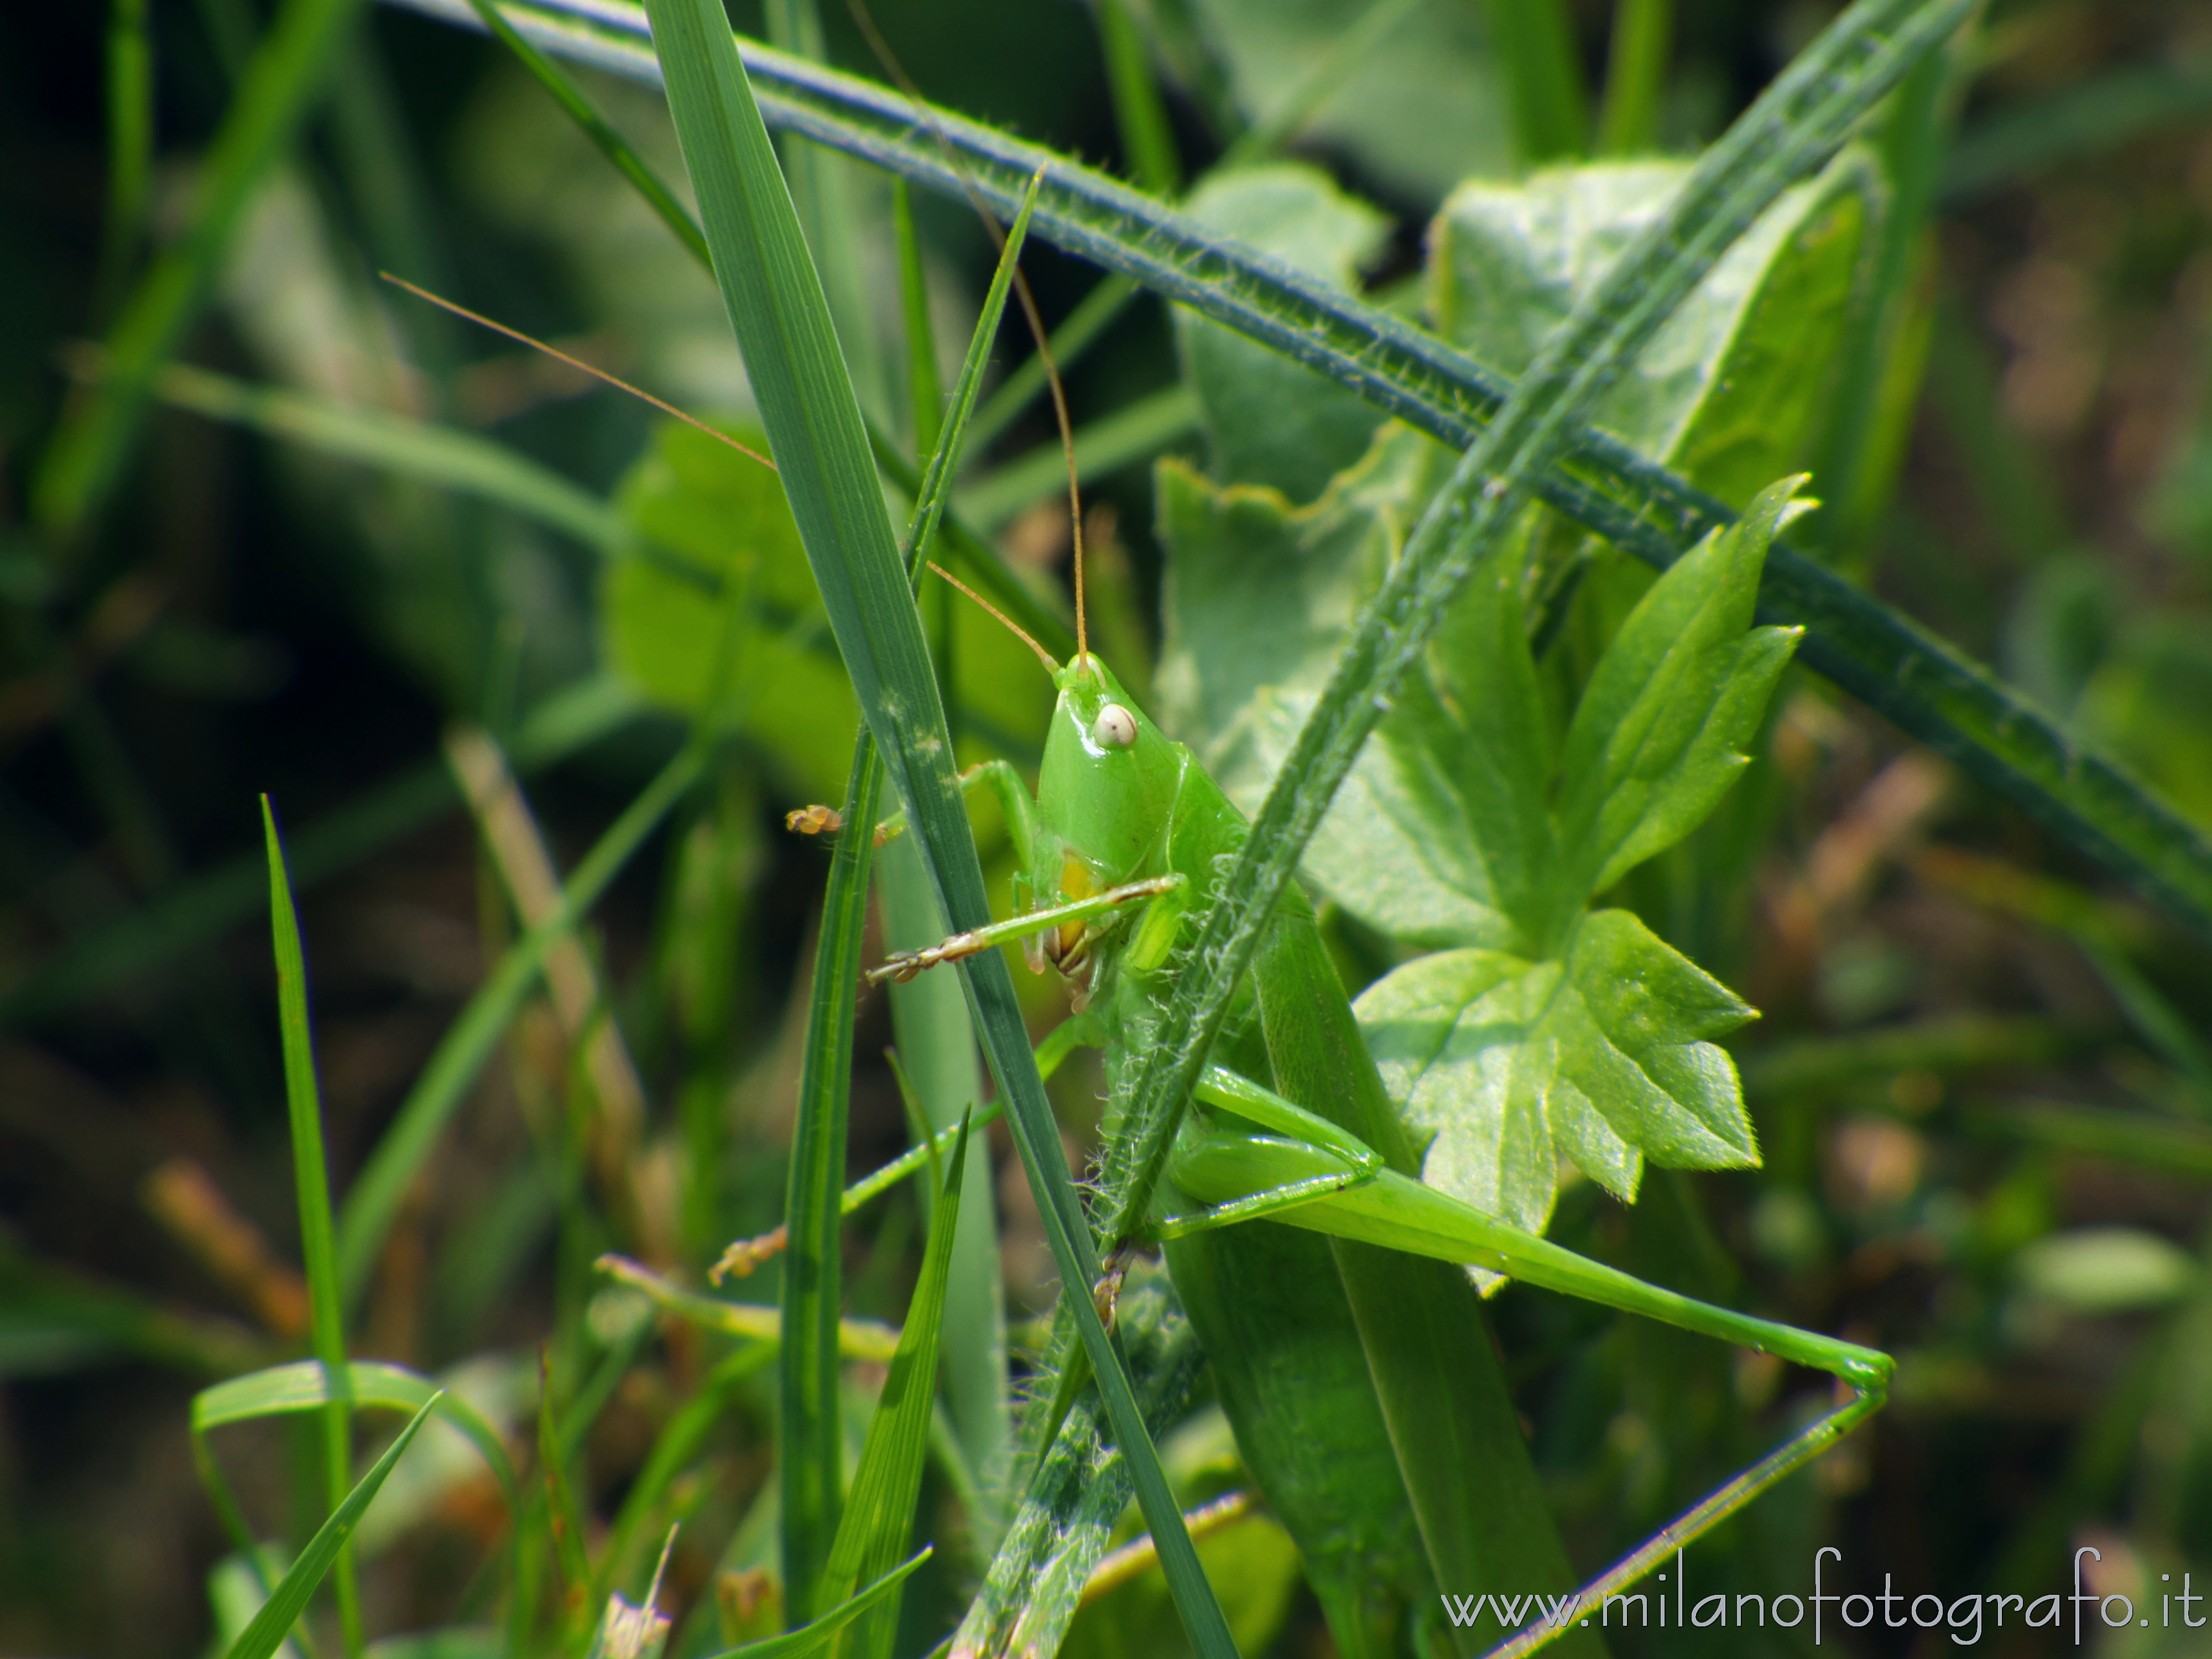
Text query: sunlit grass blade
35 0 371 540
596 1254 901 1361
194 1358 518 1502
465 0 709 264
712 1550 932 1659
332 744 701 1310
392 0 2212 945
635 3 1237 1650
129 358 628 554
262 799 363 1659
815 1118 971 1659
781 738 879 1623
0 675 638 1031
217 1394 441 1659
781 167 1039 1615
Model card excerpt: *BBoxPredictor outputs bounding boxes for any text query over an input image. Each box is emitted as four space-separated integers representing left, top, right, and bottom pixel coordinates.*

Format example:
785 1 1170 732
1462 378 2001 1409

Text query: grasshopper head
1035 653 1182 896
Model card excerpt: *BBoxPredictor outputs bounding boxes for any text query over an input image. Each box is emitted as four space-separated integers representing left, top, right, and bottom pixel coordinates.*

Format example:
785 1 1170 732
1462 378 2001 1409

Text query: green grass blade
35 0 369 539
332 744 700 1310
1480 0 1590 163
956 385 1199 530
894 180 943 457
262 799 363 1659
1095 0 1181 196
634 5 1238 1651
784 168 1038 1614
140 360 628 554
780 738 880 1623
1595 0 1671 156
0 675 638 1031
707 1550 932 1659
1942 61 2212 200
96 0 154 319
597 1349 773 1601
1107 0 1981 1239
218 1394 441 1659
816 1119 971 1659
194 1359 518 1503
465 0 711 264
961 273 1135 457
397 0 2212 944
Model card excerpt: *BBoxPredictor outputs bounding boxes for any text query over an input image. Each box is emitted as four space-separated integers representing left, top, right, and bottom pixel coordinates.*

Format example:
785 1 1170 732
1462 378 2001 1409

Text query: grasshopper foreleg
864 875 1183 987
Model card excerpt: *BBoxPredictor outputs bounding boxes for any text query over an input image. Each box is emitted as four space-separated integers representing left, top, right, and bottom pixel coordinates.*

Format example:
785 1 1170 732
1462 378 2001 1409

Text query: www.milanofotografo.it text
1443 1548 2203 1646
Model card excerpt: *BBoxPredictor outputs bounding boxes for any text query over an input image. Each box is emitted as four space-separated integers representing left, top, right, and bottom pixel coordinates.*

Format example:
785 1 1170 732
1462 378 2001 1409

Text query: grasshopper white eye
1092 703 1138 750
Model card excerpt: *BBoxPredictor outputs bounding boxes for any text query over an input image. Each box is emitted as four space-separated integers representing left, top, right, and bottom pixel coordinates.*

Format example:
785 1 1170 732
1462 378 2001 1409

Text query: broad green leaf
1173 164 1391 502
1183 0 1514 202
1356 908 1759 1272
1432 150 1876 507
217 1395 440 1659
1548 478 1809 918
603 416 859 804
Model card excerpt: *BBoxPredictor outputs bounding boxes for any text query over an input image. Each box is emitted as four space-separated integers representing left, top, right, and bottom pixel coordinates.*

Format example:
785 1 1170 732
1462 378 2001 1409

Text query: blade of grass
780 169 1039 1617
1218 0 1430 166
1942 61 2212 200
961 274 1134 458
883 153 1009 1519
218 1395 441 1659
597 1348 774 1603
0 674 638 1031
634 4 1237 1650
1480 0 1590 164
894 180 943 457
956 384 1198 530
400 0 2212 947
95 0 154 321
597 1254 901 1361
132 357 629 553
781 737 879 1624
815 1118 971 1659
714 1550 932 1659
331 743 701 1311
35 0 371 541
194 1358 518 1502
1812 28 1967 562
262 800 363 1659
1595 0 1670 156
465 0 709 264
1095 0 1181 196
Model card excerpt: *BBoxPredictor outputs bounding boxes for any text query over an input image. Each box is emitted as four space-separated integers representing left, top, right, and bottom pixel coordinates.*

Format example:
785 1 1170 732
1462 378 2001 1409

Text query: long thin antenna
926 560 1057 674
844 0 1089 667
379 273 778 474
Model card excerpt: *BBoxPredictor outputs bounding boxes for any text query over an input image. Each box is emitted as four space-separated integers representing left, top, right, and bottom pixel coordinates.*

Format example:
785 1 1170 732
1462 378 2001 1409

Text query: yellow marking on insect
1055 854 1096 967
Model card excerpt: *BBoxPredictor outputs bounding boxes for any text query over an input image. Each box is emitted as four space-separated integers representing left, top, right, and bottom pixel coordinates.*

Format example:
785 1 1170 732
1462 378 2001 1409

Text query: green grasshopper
868 567 1892 1659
